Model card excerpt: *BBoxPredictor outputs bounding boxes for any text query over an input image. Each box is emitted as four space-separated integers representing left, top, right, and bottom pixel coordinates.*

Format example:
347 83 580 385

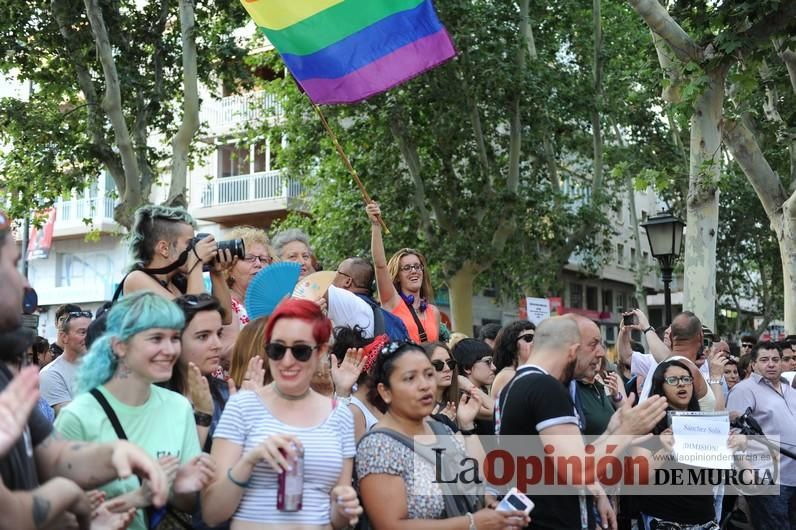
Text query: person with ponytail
122 204 234 325
55 292 216 530
366 203 440 343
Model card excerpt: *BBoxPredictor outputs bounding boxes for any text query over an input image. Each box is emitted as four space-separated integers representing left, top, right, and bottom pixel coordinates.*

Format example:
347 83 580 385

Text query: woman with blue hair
55 291 216 530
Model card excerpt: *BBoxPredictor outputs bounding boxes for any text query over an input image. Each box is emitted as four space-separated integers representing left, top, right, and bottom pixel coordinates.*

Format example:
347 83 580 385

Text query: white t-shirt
327 285 374 338
40 354 80 407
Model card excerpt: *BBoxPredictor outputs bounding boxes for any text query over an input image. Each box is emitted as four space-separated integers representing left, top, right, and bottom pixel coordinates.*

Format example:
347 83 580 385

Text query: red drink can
277 446 304 512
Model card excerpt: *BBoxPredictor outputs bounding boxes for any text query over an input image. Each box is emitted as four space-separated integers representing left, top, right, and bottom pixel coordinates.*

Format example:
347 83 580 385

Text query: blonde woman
366 203 440 343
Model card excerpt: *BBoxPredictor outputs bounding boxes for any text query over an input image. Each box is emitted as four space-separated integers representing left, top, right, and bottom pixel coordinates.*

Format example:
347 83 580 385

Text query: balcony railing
200 170 301 208
55 197 116 227
200 91 282 133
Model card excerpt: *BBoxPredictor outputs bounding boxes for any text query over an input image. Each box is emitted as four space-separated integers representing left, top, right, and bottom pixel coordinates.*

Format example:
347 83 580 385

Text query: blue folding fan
245 262 302 320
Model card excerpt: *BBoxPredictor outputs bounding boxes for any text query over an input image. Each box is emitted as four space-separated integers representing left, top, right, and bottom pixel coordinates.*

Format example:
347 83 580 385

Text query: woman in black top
632 359 719 529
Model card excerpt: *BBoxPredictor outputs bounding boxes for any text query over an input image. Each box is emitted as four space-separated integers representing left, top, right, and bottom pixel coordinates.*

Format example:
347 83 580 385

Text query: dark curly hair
331 326 372 386
367 342 427 413
493 320 535 372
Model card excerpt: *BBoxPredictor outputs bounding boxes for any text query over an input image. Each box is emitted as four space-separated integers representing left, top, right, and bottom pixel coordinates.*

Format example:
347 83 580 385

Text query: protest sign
525 297 550 326
669 411 732 469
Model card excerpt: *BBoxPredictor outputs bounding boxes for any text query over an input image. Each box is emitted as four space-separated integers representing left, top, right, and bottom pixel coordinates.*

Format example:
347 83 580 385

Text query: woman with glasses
356 341 528 528
632 359 725 529
366 203 440 343
491 321 535 400
55 292 216 530
224 226 273 329
202 298 361 529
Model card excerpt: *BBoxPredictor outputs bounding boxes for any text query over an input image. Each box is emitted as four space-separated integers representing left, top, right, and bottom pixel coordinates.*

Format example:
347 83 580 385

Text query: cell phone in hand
496 487 535 515
623 313 636 326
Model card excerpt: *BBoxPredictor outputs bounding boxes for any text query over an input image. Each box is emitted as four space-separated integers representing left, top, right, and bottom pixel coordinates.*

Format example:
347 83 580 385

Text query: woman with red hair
201 298 362 529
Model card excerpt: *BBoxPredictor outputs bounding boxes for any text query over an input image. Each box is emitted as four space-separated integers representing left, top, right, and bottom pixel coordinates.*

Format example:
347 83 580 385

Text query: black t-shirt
635 436 715 524
0 363 52 490
499 365 593 530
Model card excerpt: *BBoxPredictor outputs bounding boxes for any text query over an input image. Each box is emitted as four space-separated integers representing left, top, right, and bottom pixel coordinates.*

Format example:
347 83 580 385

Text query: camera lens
217 238 245 259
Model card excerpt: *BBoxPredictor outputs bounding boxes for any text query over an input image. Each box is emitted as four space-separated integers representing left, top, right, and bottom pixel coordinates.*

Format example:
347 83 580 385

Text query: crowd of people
0 203 794 530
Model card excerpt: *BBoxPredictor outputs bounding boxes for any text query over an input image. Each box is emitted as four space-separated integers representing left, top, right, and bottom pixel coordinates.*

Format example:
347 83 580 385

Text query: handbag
90 389 192 530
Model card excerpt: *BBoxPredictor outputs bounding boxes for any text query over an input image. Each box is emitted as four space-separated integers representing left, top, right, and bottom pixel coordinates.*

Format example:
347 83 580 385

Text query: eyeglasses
663 375 693 386
242 255 271 265
66 311 93 321
265 343 318 362
431 359 457 372
741 343 754 349
518 334 534 343
475 357 494 366
399 263 424 273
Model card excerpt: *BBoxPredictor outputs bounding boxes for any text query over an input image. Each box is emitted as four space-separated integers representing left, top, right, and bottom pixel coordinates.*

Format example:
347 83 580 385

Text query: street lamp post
641 211 686 326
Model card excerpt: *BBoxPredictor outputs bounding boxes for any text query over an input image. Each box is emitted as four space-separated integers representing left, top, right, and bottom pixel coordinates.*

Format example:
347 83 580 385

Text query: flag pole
311 102 390 234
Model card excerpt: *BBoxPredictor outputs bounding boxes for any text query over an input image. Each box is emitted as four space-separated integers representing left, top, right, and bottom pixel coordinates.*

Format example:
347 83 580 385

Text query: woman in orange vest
366 203 440 343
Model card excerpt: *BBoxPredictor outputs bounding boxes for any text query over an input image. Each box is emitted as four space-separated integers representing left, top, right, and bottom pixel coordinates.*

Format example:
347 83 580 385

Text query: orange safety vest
391 302 440 343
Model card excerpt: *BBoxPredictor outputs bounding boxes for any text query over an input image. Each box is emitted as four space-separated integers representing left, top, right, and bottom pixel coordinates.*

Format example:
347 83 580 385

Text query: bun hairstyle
129 204 196 264
173 293 226 328
367 341 427 413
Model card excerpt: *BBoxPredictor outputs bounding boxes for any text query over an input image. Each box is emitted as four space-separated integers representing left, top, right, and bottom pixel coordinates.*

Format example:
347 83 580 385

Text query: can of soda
277 446 304 512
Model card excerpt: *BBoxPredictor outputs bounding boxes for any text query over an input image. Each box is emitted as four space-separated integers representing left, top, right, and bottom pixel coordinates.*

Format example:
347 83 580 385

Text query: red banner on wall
27 208 56 260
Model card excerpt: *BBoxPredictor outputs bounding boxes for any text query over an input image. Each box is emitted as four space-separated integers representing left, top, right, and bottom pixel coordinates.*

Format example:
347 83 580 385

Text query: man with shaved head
499 316 668 530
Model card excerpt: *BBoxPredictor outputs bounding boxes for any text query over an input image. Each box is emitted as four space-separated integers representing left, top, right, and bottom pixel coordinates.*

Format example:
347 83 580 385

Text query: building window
617 292 627 313
643 251 649 264
617 244 625 266
641 210 648 222
586 286 598 311
570 284 583 308
217 142 267 178
602 289 613 312
630 247 637 264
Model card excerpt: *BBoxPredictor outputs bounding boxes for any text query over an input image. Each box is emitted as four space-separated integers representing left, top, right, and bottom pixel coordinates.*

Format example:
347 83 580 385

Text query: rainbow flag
241 0 457 105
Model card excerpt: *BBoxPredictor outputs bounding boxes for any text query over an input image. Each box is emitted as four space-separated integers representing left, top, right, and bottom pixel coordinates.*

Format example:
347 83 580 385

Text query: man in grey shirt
39 310 91 414
727 341 796 530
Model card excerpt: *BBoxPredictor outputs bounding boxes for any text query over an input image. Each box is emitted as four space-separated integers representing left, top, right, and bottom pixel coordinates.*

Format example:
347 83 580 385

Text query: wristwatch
194 411 213 427
708 377 724 385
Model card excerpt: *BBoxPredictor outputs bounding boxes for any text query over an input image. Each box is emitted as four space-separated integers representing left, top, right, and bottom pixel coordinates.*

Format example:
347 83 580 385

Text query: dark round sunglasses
265 343 318 362
518 334 534 343
431 359 457 372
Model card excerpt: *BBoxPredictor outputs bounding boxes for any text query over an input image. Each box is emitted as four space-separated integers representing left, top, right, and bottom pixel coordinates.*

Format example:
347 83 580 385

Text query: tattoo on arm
32 495 51 528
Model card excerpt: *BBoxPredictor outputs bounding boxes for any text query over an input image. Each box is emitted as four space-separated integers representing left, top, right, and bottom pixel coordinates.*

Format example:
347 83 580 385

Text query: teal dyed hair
76 291 185 393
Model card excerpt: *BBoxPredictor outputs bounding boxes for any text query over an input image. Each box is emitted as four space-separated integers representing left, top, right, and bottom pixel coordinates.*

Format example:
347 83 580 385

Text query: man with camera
621 310 726 412
122 205 236 325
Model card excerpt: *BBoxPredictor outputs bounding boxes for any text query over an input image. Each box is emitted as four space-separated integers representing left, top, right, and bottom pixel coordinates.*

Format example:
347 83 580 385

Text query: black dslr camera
191 233 246 271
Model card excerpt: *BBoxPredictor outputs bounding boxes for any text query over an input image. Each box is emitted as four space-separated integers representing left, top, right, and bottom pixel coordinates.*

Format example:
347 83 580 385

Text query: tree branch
507 0 529 194
51 0 126 196
736 1 796 54
388 111 434 241
168 0 200 207
83 0 142 210
721 118 788 231
627 0 704 64
780 47 796 96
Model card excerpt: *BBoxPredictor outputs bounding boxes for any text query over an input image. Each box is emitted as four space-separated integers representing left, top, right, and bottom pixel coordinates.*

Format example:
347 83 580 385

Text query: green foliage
251 0 682 302
0 0 250 221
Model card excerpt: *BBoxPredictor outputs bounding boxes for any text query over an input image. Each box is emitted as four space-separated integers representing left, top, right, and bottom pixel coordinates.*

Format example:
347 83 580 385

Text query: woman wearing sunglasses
366 202 440 343
422 342 461 428
632 359 733 530
490 320 535 400
202 298 361 529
